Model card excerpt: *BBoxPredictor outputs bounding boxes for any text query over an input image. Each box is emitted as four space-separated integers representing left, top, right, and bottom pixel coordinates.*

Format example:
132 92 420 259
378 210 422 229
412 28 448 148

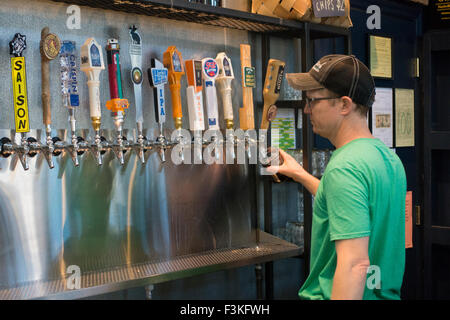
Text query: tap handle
40 27 61 128
216 52 234 129
163 46 184 129
10 33 31 134
148 58 168 126
239 44 255 131
261 59 285 130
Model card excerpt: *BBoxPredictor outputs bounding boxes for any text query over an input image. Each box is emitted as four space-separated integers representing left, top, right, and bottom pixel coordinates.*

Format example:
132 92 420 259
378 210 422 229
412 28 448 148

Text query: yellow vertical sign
11 56 30 133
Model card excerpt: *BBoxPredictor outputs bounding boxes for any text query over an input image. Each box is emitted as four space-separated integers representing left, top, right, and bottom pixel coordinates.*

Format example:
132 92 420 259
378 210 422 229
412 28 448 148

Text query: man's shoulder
327 138 405 183
333 138 392 161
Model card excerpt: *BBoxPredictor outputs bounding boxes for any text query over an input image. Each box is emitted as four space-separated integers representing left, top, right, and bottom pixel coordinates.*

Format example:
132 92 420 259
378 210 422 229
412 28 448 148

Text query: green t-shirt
299 138 406 300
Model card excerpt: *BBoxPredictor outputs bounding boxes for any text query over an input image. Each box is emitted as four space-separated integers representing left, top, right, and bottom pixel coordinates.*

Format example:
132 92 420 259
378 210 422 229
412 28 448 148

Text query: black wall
312 0 424 299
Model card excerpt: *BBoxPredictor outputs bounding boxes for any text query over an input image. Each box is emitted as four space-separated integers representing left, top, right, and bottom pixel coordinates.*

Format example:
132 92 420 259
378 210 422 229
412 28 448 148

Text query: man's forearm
293 171 320 196
331 262 369 300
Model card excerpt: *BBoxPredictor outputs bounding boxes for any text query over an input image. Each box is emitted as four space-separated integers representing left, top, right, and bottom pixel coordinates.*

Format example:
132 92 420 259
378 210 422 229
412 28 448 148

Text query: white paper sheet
271 108 296 150
371 87 393 148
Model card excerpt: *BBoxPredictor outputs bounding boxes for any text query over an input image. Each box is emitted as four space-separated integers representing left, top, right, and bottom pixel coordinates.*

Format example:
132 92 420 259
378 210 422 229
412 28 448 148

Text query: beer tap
261 59 285 130
40 27 62 169
201 57 221 161
81 37 107 166
259 59 285 147
261 59 285 183
216 52 235 130
215 52 235 160
148 58 169 162
105 38 129 165
0 136 14 160
129 26 146 164
163 46 185 163
239 44 256 159
8 33 31 170
185 59 206 163
60 40 82 167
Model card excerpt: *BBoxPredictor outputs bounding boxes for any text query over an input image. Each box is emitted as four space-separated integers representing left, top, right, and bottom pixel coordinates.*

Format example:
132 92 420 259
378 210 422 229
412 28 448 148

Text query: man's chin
311 126 324 138
312 128 328 140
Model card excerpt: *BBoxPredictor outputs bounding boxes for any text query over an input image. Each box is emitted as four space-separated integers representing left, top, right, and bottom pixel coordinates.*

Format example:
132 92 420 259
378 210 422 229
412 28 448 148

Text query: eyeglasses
304 96 340 108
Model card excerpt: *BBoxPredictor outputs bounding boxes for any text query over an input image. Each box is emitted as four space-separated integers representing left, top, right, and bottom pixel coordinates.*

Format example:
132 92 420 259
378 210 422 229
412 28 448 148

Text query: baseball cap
286 54 376 108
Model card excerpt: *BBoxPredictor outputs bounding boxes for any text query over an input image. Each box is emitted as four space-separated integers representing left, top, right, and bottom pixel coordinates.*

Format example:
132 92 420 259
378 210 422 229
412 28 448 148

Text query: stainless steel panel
0 231 301 300
0 0 301 299
0 128 254 293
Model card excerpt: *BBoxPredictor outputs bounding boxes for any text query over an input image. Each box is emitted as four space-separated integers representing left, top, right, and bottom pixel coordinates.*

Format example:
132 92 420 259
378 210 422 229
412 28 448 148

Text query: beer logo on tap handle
10 33 27 57
223 57 232 77
42 32 61 60
203 59 218 78
129 25 141 45
132 67 143 85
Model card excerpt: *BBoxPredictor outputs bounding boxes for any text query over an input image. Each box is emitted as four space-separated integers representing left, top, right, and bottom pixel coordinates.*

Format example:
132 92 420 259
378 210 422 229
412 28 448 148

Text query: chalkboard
311 0 346 18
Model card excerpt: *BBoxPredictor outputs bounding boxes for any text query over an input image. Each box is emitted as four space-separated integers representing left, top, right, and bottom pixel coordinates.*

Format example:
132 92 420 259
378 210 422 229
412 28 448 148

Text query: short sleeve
323 167 371 241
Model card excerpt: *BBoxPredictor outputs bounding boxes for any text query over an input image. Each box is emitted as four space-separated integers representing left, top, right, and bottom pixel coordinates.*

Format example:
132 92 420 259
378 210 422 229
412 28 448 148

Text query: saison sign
11 56 30 133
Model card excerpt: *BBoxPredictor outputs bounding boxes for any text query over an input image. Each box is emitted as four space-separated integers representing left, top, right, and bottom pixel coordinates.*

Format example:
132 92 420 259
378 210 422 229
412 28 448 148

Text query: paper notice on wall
369 35 392 78
271 108 296 150
405 191 413 249
371 87 393 147
395 88 415 147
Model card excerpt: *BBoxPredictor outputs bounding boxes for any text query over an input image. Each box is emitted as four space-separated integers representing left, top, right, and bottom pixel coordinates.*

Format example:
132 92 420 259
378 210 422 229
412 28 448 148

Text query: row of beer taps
0 128 179 170
2 26 286 171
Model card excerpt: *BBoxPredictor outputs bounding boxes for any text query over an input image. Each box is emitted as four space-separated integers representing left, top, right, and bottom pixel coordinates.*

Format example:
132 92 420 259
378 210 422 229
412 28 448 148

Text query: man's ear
340 96 354 116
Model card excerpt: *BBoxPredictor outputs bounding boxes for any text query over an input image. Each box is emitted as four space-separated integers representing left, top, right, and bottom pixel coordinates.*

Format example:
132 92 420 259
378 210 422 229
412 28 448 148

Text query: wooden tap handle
261 59 285 130
41 59 51 126
239 44 255 130
40 27 61 127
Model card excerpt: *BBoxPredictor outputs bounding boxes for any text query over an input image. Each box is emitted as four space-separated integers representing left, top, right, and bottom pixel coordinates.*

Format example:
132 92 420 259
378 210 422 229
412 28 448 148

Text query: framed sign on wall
368 35 393 79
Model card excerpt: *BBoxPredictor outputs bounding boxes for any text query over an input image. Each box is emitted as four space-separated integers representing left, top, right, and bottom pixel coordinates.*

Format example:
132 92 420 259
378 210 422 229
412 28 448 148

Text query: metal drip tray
0 231 302 300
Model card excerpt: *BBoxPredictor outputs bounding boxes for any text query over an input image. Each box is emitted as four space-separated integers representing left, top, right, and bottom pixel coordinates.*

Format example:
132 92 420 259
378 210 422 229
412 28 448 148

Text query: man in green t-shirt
268 55 406 300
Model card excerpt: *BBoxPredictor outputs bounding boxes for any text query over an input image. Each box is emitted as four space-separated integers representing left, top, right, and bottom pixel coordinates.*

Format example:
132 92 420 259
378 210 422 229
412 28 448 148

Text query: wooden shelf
51 0 349 38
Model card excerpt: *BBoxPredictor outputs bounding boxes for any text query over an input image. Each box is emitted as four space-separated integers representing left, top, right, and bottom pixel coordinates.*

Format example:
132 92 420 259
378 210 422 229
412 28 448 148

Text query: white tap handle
217 78 233 120
155 85 166 124
187 87 205 132
185 60 205 132
215 52 234 126
204 84 220 130
149 59 168 126
87 80 101 118
134 85 143 124
202 58 220 130
129 26 143 125
80 38 105 120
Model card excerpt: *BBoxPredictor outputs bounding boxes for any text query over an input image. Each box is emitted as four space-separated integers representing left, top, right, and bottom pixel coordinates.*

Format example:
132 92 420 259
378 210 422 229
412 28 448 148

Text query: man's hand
266 149 306 179
267 149 320 196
